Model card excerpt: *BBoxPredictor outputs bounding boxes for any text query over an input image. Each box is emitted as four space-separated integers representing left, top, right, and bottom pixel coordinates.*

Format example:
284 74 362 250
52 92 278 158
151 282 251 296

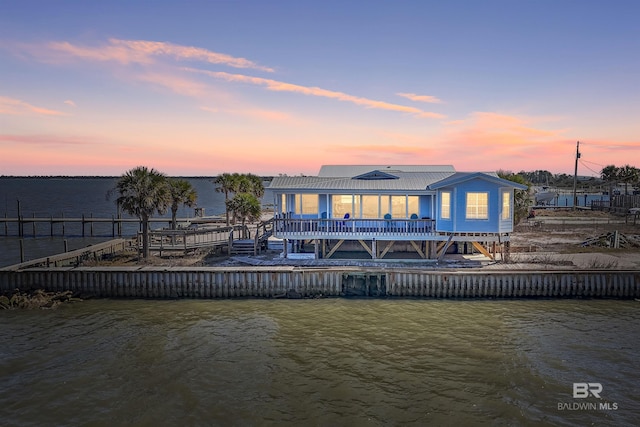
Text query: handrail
273 217 435 237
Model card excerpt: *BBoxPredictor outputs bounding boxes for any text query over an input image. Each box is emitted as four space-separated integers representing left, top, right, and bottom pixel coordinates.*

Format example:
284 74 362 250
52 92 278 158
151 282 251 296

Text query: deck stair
229 219 274 255
230 239 256 255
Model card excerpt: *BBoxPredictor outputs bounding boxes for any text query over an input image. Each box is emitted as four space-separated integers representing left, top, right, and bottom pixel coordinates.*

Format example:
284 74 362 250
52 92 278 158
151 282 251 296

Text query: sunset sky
1 1 639 176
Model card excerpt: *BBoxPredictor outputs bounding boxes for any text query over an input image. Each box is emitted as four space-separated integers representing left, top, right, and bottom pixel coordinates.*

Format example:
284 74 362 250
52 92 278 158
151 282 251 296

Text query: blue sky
1 0 639 175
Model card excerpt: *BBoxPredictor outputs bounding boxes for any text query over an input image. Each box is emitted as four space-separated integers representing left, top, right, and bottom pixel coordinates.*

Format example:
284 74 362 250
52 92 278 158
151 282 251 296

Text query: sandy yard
83 209 640 270
505 209 640 270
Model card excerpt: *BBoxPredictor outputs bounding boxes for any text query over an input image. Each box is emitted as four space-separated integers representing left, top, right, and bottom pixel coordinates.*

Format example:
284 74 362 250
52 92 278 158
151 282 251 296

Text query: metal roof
269 171 456 192
318 165 455 177
428 172 529 190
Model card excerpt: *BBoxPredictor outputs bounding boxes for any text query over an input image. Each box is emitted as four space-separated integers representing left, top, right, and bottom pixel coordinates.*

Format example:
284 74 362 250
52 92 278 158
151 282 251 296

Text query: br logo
573 383 603 399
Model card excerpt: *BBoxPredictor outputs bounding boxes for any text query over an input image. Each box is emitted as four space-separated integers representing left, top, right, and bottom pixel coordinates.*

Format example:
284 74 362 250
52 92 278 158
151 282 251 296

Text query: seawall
1 267 638 299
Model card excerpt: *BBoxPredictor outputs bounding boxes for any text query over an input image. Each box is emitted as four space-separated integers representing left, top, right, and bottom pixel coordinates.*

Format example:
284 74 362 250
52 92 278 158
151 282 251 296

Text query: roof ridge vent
353 170 399 180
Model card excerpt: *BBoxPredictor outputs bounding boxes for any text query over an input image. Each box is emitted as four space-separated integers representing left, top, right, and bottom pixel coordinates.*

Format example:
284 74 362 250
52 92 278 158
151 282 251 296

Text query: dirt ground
505 209 640 270
83 209 640 270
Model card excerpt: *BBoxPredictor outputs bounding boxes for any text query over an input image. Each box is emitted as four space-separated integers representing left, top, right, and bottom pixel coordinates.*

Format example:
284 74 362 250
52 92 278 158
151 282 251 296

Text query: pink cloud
0 96 66 116
136 72 215 99
188 69 446 119
200 106 292 122
0 134 94 146
42 39 273 71
397 93 443 104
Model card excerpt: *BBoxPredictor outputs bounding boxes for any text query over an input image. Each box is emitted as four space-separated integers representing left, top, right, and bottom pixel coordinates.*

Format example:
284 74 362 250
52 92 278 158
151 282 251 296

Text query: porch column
372 238 377 259
283 238 288 258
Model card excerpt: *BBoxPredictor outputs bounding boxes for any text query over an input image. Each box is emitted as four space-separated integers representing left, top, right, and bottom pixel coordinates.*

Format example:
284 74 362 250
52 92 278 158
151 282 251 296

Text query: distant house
268 165 527 260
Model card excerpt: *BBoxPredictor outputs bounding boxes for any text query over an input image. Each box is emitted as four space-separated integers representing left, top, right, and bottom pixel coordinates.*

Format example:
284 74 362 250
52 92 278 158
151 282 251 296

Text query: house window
466 192 488 219
441 191 451 219
380 195 391 217
408 196 419 218
281 194 287 213
502 192 511 220
332 195 353 218
294 194 318 214
362 195 378 218
391 196 407 218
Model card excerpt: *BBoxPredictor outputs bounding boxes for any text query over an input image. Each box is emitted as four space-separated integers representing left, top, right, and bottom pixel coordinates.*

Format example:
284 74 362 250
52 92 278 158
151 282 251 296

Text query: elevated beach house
268 165 527 260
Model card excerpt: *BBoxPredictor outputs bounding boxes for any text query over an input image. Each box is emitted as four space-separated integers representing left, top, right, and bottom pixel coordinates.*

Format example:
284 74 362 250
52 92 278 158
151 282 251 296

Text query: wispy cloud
9 38 446 119
0 96 66 116
0 134 93 145
188 69 446 119
64 100 76 107
577 140 640 151
200 106 292 122
446 112 564 146
41 38 274 72
431 111 574 171
397 93 443 104
329 143 425 156
135 72 217 99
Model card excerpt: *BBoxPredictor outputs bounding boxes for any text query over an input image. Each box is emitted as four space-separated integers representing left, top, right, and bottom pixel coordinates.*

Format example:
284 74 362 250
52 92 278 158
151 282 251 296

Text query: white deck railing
274 217 436 240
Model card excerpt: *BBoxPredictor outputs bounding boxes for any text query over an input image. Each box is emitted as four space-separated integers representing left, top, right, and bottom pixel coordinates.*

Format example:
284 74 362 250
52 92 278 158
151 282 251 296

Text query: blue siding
435 179 512 233
419 195 433 219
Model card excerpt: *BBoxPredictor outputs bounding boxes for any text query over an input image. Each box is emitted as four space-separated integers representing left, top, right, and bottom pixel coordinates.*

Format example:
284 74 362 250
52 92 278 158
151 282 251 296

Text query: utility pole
572 141 580 209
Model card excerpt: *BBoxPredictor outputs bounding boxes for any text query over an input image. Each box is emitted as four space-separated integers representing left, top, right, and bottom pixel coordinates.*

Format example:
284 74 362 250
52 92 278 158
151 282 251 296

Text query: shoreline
1 266 639 300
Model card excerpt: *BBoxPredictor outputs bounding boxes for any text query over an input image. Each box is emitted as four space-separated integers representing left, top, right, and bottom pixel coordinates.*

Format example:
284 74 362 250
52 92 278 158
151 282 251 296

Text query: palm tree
243 173 265 198
601 165 620 198
226 192 262 232
214 173 264 225
168 179 198 230
213 173 240 226
619 165 640 195
600 165 619 182
113 166 170 258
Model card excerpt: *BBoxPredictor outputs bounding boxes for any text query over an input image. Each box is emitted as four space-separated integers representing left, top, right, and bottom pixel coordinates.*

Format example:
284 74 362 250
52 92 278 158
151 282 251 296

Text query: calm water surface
1 299 638 426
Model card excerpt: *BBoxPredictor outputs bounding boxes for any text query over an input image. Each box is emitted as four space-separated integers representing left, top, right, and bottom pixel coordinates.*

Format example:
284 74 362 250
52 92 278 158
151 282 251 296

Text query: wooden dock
0 239 134 270
0 214 228 237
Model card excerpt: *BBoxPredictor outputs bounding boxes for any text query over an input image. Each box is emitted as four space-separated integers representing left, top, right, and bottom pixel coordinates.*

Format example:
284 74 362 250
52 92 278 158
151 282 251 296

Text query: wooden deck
144 218 274 256
273 217 512 260
274 217 509 242
274 217 437 240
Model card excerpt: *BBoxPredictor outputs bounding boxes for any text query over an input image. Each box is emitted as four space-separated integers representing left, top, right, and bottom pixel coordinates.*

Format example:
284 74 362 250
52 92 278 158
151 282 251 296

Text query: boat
534 187 558 205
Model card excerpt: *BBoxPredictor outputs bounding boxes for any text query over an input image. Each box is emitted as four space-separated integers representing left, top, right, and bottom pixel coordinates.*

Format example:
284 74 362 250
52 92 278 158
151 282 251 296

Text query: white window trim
441 191 451 220
466 192 489 220
501 192 511 220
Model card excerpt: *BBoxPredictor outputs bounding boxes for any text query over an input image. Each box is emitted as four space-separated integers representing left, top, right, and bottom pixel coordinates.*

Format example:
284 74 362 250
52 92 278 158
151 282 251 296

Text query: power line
579 159 601 176
580 158 605 168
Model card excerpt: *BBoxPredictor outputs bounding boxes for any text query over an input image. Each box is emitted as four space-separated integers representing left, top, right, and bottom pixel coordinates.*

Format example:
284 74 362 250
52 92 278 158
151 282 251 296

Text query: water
545 193 608 208
1 299 638 426
0 177 262 266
